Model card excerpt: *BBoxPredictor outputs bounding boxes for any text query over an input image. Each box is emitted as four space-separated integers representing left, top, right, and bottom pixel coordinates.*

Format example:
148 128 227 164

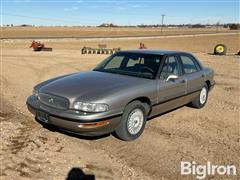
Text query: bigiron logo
181 161 237 179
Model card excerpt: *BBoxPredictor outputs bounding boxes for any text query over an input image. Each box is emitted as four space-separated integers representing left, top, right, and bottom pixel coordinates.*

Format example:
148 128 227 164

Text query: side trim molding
152 89 201 107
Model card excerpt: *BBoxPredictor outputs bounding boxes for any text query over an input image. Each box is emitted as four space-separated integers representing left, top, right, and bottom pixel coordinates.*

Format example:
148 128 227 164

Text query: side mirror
166 74 178 82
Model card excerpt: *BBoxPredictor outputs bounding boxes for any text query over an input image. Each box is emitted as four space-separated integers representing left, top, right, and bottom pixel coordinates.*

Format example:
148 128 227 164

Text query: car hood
39 71 149 102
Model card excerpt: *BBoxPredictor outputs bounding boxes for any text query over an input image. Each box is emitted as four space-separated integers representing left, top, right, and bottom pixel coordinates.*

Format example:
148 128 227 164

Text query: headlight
32 89 39 97
73 102 109 112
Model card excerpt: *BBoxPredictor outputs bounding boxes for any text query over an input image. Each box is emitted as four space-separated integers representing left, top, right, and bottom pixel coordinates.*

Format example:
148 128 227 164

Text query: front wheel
115 101 148 141
191 84 208 108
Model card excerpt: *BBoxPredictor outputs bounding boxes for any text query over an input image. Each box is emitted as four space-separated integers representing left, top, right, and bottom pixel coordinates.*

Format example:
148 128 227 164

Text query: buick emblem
48 97 54 103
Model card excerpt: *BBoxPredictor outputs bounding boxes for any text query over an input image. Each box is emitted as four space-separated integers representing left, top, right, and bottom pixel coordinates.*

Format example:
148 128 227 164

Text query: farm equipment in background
214 44 227 55
139 42 147 49
30 41 52 51
213 44 240 56
81 44 120 55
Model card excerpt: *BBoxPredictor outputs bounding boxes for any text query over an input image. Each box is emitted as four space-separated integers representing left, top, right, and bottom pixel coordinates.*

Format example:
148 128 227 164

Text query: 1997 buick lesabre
26 50 215 141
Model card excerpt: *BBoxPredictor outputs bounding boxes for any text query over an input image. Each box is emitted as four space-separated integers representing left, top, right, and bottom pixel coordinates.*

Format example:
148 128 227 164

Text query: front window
160 56 180 80
94 52 163 79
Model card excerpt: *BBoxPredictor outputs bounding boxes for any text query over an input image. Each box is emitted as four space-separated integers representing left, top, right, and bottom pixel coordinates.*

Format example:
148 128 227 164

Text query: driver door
157 55 187 105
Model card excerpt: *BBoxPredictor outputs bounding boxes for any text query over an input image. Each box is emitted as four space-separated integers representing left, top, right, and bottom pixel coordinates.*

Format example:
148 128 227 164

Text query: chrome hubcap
200 87 207 104
127 109 144 135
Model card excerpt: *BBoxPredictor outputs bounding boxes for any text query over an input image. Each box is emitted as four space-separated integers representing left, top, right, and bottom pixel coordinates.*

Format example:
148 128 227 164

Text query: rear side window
180 55 200 74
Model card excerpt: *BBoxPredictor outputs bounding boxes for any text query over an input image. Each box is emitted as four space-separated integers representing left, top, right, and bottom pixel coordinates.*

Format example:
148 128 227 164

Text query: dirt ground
1 32 240 179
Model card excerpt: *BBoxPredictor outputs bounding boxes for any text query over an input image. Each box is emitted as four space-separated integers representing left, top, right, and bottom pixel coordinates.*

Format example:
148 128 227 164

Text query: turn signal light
78 121 110 128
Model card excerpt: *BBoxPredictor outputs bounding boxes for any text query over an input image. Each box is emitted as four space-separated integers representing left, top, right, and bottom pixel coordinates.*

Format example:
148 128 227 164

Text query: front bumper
26 96 122 136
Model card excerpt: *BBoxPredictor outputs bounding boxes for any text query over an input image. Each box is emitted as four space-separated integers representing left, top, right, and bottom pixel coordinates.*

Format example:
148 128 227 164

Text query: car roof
119 49 191 56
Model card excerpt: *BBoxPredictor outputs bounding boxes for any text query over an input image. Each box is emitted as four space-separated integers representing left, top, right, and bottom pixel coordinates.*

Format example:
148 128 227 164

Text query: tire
115 101 148 141
191 83 208 108
214 44 227 55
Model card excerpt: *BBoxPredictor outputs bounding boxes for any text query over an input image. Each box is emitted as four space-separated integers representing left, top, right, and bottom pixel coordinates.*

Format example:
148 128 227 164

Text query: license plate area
37 111 49 123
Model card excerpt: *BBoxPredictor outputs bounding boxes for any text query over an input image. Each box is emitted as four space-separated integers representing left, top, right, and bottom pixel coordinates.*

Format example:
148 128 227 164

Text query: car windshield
93 52 163 79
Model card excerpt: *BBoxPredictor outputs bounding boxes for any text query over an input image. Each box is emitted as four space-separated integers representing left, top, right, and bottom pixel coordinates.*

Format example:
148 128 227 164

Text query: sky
1 0 239 26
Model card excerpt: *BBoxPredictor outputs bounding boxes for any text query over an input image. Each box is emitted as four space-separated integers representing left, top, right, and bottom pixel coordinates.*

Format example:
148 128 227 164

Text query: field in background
1 31 240 179
1 26 238 39
3 32 240 54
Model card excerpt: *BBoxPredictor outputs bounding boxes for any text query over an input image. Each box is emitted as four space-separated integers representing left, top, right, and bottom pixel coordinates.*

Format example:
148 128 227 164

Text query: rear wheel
191 84 208 108
115 101 148 141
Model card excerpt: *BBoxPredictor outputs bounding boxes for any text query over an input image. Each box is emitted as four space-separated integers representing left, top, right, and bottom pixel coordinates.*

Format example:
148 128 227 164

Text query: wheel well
205 80 211 89
129 97 151 106
128 97 152 115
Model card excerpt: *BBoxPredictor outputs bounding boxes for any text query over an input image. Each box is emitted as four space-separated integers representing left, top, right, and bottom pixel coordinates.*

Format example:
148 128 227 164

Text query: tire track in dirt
1 114 42 178
1 102 149 179
1 101 62 178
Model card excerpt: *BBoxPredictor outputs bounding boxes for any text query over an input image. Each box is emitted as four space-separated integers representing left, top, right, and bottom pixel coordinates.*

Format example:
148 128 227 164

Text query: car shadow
58 128 111 140
207 53 216 55
207 52 238 56
66 167 95 180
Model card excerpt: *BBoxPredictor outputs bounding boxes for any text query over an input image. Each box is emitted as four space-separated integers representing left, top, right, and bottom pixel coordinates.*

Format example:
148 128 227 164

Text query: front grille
38 93 69 110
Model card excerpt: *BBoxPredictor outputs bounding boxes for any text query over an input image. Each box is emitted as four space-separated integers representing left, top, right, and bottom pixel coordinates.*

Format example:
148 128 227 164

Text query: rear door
178 54 204 93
